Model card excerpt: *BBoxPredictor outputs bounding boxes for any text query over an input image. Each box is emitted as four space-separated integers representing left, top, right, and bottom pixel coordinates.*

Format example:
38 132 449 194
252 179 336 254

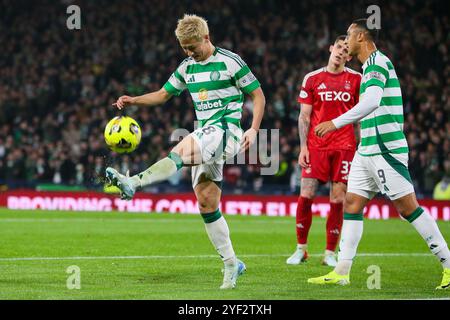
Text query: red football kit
297 67 361 184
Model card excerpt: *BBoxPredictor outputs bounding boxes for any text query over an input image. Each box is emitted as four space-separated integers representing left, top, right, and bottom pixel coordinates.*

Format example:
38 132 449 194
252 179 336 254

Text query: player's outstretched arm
315 86 383 137
113 87 173 110
240 87 265 152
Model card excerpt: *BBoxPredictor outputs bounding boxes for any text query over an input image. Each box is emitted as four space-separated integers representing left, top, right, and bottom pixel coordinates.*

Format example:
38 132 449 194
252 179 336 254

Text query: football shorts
301 149 355 184
189 123 243 188
347 152 415 200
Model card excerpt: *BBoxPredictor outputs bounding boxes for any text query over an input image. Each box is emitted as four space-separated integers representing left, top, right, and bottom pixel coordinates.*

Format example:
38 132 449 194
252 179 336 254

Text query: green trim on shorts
213 180 223 189
344 212 364 220
406 207 424 223
168 152 183 170
380 152 413 184
201 208 222 223
375 127 413 184
221 119 229 155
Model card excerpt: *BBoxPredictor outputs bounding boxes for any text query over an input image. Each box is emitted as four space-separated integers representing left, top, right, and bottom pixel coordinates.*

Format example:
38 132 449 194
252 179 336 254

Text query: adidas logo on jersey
318 83 327 90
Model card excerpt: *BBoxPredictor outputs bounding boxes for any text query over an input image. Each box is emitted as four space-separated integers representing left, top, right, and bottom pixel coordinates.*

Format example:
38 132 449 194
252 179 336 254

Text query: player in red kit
287 35 362 266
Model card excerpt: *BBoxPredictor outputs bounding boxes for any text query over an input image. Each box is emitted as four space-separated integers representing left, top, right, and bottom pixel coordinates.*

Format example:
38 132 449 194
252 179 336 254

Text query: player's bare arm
113 87 173 110
240 87 265 152
298 103 312 168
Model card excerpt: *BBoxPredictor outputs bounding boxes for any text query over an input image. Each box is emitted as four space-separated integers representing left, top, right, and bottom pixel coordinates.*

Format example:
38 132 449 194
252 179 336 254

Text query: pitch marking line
0 218 293 224
0 253 433 262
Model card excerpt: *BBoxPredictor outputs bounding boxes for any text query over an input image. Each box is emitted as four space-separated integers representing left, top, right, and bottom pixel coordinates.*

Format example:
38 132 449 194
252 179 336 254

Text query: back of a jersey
358 50 408 156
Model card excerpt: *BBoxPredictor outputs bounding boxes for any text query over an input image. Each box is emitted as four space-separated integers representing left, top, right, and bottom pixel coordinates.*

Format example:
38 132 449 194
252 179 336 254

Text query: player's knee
300 179 318 199
197 192 211 209
300 189 315 199
198 200 212 212
343 194 361 213
196 188 220 212
330 191 345 203
393 194 419 219
330 183 346 203
198 199 219 212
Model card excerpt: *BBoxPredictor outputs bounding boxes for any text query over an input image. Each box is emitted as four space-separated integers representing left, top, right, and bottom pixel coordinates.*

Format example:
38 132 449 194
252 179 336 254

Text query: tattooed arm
298 104 312 168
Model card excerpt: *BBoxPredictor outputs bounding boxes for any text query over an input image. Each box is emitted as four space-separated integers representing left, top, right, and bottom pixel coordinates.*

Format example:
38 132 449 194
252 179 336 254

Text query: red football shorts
301 149 355 184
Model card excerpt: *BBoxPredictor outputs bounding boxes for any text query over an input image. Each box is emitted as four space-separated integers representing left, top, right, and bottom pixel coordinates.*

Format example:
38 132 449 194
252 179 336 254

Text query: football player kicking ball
287 35 361 267
107 14 266 289
309 19 450 289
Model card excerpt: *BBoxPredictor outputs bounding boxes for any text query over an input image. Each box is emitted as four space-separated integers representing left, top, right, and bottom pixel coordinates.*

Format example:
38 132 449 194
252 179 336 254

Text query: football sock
326 202 344 251
202 209 236 266
335 213 364 275
296 196 313 245
408 207 450 269
130 152 183 189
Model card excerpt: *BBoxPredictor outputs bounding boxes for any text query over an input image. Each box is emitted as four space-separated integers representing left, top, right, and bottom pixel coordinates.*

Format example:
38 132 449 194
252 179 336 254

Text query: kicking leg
106 134 201 199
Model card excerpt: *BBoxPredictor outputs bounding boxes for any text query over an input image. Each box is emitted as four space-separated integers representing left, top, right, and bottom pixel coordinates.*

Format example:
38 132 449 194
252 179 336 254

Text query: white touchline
0 218 293 224
0 253 433 262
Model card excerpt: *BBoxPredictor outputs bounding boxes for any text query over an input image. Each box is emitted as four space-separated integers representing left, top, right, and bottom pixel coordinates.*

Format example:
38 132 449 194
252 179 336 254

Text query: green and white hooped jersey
163 47 260 130
358 50 408 156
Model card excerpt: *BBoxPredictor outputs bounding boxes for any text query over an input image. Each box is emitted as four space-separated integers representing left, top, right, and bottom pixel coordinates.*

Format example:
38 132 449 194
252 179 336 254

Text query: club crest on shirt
210 71 220 81
344 80 351 90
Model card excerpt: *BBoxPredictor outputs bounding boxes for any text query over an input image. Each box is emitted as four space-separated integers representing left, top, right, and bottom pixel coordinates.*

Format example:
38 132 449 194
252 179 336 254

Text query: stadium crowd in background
0 0 448 198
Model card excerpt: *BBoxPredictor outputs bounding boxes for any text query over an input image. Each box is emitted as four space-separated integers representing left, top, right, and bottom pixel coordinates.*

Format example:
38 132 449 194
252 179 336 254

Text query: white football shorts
189 123 243 188
347 152 415 200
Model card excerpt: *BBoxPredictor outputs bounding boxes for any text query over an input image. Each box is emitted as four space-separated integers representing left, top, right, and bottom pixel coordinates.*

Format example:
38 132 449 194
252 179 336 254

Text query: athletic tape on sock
343 212 364 220
168 152 183 170
201 209 222 224
406 207 424 223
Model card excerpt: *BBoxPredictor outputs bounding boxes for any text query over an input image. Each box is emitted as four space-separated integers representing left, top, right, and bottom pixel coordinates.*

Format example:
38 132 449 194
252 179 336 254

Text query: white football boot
220 259 246 289
286 247 308 265
105 167 136 200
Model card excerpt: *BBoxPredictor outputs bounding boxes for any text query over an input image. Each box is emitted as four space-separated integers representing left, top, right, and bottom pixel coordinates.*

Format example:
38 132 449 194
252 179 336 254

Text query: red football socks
296 196 313 245
326 202 344 251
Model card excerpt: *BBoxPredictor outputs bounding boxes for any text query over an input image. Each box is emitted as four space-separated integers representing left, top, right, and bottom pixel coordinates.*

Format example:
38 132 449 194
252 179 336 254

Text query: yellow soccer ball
104 116 141 153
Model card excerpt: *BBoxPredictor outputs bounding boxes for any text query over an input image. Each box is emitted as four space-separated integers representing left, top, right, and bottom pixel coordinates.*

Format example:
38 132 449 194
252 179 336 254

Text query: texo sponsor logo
318 91 351 102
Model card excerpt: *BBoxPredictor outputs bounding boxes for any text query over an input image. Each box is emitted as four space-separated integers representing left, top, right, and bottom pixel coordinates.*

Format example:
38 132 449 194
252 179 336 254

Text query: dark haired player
287 36 361 266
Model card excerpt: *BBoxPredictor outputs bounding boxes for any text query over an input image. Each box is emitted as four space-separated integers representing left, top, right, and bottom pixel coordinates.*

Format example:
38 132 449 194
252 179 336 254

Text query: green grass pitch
0 208 449 300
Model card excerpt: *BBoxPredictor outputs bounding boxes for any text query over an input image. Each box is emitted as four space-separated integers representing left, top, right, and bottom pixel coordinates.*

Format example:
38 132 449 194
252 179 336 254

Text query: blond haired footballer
308 19 450 289
106 14 265 289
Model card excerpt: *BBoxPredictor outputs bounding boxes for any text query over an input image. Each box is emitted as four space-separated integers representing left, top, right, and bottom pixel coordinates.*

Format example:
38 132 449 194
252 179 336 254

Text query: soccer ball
104 116 142 153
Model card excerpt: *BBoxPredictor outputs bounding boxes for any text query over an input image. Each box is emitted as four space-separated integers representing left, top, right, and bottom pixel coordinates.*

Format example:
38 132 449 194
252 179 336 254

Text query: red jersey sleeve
297 74 314 105
354 73 362 104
